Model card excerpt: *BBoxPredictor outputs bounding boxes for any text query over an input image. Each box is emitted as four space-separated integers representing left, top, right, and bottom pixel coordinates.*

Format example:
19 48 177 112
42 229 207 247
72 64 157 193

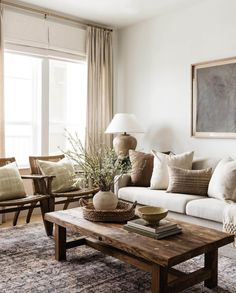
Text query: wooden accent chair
0 157 52 236
29 154 98 211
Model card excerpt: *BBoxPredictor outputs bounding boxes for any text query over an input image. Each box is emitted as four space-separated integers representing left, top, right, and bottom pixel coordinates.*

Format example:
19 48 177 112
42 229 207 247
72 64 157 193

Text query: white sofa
115 157 233 225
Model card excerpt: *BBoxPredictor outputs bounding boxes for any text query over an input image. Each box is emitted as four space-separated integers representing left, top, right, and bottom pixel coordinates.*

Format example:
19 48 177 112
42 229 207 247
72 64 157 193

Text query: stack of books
124 218 182 239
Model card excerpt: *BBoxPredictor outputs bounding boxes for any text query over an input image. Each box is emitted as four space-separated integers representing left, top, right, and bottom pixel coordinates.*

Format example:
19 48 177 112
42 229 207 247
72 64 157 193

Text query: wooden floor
1 214 43 228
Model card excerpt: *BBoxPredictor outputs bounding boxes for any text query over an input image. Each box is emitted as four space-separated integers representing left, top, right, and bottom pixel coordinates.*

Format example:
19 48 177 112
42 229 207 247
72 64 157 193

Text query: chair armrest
21 174 55 180
22 174 55 195
114 174 131 195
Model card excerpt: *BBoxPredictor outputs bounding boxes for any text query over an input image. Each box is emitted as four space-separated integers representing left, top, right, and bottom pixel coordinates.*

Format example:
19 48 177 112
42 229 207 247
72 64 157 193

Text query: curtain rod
1 0 113 32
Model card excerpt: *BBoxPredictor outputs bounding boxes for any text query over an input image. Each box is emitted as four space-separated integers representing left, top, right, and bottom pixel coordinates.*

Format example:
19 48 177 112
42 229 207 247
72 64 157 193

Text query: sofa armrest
114 174 131 195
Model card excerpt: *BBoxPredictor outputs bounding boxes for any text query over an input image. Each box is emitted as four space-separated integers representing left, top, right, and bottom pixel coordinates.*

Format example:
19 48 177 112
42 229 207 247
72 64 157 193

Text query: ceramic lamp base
113 133 137 156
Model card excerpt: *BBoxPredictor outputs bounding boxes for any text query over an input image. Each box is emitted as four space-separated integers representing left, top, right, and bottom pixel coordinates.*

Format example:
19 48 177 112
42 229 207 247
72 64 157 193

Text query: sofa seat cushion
186 198 229 223
118 187 203 214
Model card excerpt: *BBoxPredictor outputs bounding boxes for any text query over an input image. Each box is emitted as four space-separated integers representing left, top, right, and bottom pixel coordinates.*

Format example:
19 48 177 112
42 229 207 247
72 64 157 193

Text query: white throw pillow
37 158 78 193
150 151 194 190
0 162 26 201
208 158 236 201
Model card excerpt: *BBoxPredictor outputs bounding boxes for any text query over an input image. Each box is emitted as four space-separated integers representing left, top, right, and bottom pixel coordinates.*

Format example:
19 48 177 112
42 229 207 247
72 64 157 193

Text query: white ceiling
18 0 198 28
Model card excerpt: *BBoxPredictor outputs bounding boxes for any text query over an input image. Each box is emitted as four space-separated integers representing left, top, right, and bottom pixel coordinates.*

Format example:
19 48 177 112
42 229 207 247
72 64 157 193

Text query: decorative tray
79 199 137 222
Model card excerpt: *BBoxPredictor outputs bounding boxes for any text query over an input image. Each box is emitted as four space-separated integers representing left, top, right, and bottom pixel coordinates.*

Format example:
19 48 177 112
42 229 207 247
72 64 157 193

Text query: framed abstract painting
191 56 236 138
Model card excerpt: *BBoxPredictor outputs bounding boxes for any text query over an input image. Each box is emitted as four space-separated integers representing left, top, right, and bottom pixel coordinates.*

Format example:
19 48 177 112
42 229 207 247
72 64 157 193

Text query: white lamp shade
105 113 144 134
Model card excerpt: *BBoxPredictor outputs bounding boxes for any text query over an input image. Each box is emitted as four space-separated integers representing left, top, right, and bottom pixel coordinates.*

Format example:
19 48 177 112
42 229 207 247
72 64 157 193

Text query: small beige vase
93 190 118 210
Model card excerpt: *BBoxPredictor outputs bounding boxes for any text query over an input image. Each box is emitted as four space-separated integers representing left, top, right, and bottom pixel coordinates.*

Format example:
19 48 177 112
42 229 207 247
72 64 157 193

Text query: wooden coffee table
45 208 234 293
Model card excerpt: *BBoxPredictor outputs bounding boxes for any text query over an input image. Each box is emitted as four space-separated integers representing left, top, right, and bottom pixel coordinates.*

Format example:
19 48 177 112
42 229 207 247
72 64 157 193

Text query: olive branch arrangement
62 131 131 191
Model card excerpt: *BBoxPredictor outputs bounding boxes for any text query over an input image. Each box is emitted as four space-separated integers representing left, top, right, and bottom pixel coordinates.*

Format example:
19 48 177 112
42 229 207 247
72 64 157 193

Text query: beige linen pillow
37 158 77 193
167 166 212 196
150 150 194 189
0 162 26 201
208 158 236 201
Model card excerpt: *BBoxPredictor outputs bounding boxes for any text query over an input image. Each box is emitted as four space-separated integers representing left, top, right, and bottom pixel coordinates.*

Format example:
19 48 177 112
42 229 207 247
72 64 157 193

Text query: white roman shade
4 8 48 48
48 19 86 56
3 7 86 58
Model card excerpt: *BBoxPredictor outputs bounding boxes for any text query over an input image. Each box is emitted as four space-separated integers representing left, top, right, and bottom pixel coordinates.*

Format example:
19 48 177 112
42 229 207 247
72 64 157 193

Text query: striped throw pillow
167 166 212 196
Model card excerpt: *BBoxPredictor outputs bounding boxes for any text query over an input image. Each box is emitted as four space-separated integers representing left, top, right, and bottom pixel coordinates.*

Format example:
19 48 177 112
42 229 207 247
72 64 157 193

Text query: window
4 52 87 167
49 59 87 153
4 53 42 167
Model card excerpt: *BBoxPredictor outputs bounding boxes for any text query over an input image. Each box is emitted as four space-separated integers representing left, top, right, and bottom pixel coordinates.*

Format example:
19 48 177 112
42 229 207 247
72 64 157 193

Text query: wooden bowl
137 206 168 225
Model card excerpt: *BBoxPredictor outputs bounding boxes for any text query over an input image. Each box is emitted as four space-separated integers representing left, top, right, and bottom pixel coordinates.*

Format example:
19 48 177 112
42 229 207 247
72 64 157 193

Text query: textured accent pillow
167 166 212 196
129 150 154 187
0 162 26 201
150 151 194 190
37 158 77 193
208 158 236 201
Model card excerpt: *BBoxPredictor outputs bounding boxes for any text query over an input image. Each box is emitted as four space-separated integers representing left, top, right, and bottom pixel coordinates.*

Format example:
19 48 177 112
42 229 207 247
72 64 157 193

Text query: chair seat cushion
37 158 78 193
118 187 203 213
0 162 26 201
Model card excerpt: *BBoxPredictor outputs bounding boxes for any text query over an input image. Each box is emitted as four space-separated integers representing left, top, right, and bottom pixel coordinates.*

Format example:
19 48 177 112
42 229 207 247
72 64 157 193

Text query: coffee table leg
152 264 168 293
55 224 67 261
204 249 218 288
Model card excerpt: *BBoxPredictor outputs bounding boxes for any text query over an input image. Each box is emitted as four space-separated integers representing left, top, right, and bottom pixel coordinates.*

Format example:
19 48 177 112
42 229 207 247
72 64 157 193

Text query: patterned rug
0 223 236 293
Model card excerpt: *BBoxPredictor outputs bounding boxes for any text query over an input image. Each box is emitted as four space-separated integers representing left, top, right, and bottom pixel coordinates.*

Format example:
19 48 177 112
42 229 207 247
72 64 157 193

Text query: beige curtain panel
0 6 5 157
86 26 113 148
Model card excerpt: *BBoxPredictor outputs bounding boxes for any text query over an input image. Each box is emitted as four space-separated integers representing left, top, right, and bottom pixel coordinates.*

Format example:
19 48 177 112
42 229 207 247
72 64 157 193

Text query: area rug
0 223 235 293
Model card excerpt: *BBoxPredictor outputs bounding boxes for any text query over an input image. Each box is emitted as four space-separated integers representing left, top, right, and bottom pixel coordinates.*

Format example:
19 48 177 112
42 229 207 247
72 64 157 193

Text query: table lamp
105 113 144 156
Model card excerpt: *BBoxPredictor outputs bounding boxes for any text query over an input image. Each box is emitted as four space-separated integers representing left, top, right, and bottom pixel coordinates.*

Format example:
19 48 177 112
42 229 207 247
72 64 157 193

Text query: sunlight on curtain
86 26 113 148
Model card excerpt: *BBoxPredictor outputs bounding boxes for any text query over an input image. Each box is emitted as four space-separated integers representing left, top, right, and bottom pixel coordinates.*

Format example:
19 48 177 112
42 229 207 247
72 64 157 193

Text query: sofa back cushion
192 158 221 171
129 150 154 187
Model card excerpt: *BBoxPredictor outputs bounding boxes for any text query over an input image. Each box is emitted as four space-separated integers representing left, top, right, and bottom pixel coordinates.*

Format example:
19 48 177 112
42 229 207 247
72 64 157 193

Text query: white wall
115 0 236 157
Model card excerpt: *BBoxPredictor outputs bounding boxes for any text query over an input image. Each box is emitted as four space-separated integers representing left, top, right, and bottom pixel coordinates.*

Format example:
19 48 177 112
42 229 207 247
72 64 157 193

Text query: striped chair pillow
167 166 212 196
37 158 77 193
0 162 26 201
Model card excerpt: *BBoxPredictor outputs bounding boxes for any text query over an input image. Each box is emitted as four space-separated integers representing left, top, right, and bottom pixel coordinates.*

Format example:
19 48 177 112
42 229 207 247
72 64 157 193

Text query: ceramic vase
93 190 118 210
